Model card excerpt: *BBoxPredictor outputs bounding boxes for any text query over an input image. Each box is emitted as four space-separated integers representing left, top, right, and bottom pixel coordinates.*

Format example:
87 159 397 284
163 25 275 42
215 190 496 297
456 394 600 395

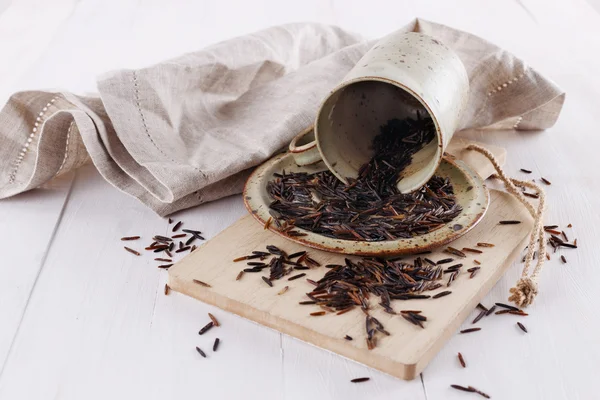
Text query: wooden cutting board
168 139 532 380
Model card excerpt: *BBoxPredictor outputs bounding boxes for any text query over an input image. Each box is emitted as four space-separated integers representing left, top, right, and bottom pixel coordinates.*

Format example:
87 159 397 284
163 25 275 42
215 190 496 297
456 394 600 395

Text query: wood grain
168 139 519 379
2 0 600 398
169 189 532 379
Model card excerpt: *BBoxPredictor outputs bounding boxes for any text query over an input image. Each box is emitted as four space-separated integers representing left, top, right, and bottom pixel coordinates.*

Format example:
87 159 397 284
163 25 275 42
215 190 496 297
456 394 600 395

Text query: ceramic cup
289 31 469 193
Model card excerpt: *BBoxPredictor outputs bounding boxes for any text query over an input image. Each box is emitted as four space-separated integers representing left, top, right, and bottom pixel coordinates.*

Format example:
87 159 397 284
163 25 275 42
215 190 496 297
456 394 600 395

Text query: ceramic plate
243 152 489 256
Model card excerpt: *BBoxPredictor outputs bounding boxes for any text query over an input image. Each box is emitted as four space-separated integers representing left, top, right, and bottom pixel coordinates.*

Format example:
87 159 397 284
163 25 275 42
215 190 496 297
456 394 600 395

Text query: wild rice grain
266 245 284 256
472 310 486 324
164 284 169 295
560 242 577 249
460 328 481 334
541 177 552 185
213 338 220 352
310 311 326 316
288 251 306 259
336 308 354 315
350 377 370 383
458 352 466 368
182 229 205 240
495 302 519 311
153 235 173 242
262 276 273 287
477 242 495 248
199 322 214 335
263 217 272 230
208 313 220 327
288 273 306 281
499 220 521 225
445 247 466 258
517 322 528 333
462 247 483 254
121 236 140 241
468 386 491 399
195 347 207 358
157 264 173 269
193 279 212 288
344 335 353 341
277 286 289 295
432 290 452 299
450 384 475 393
520 169 532 173
447 271 458 287
509 310 529 316
124 247 141 256
561 255 567 263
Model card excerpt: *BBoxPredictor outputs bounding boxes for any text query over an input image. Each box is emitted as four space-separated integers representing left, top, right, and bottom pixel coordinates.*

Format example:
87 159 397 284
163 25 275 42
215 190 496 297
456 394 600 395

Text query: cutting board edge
167 194 532 380
168 271 418 380
412 230 529 374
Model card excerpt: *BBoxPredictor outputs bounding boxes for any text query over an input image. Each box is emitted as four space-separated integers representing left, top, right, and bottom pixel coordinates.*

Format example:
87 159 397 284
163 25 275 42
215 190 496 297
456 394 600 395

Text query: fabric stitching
513 116 523 129
55 121 74 176
471 70 527 126
8 96 59 184
486 72 525 97
132 71 206 178
133 70 169 159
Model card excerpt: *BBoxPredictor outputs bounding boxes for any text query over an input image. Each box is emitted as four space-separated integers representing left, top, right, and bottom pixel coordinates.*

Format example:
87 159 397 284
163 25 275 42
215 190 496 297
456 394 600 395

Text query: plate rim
243 153 490 256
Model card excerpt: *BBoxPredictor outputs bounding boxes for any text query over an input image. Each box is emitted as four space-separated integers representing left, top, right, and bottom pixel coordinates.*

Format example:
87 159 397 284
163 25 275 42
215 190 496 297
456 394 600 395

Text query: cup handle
289 126 323 166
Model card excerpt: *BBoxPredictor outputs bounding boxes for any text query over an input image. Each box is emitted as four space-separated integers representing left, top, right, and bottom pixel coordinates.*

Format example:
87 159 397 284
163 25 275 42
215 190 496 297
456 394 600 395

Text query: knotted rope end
508 277 538 308
467 144 545 309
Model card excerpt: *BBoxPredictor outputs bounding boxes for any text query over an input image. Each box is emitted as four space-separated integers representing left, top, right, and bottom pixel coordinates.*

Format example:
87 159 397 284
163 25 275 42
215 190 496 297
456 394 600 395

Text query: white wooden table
1 0 599 399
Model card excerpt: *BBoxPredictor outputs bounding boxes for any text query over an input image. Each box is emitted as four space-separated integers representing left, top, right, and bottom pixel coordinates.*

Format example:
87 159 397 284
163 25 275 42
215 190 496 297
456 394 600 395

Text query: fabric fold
0 19 564 216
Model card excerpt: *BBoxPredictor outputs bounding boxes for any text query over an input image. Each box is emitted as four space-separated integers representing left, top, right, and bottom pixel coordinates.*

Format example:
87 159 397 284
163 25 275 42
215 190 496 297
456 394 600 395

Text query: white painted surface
0 0 598 399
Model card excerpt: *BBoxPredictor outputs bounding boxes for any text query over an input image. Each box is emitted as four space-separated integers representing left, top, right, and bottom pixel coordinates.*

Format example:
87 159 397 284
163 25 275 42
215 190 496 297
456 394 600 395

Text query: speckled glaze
243 151 489 256
308 31 469 193
289 126 321 166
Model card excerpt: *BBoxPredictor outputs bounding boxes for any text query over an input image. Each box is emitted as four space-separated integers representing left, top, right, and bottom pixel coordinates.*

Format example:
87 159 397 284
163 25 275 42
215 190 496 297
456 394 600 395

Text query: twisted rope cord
467 145 546 307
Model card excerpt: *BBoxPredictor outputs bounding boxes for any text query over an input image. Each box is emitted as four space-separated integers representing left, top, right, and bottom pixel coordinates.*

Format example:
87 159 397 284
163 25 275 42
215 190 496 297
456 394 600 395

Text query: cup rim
314 76 444 193
289 125 317 153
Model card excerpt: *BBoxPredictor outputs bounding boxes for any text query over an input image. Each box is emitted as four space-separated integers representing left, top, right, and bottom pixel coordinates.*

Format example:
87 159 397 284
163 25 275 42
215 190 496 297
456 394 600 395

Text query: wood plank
0 165 291 399
0 0 79 104
169 189 532 379
0 174 74 372
166 138 512 380
1 0 599 398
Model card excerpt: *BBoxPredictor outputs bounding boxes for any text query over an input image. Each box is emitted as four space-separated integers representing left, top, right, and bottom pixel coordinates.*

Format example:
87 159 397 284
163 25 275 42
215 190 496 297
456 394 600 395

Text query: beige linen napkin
0 19 564 216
